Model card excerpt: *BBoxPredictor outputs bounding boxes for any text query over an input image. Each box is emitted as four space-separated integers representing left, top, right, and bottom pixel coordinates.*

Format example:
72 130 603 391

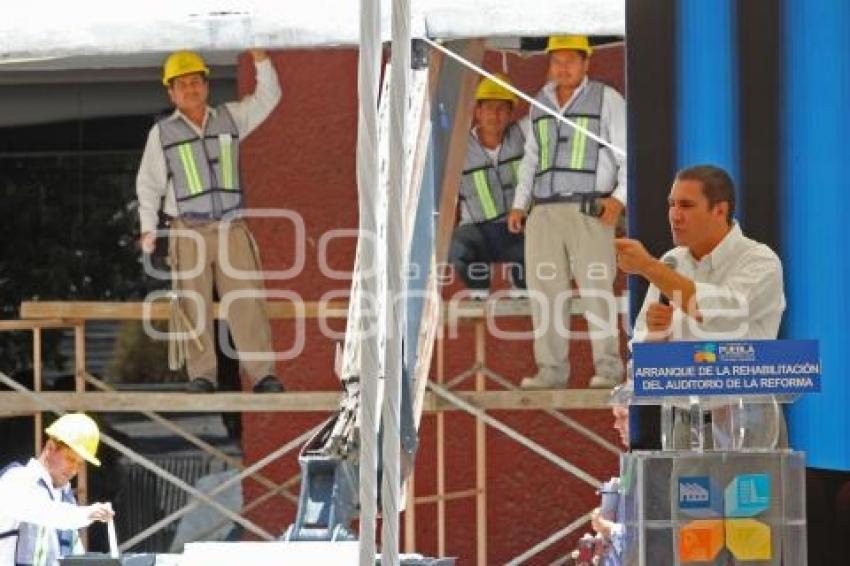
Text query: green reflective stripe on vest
472 170 499 220
570 116 589 170
537 120 550 171
33 527 48 566
177 143 203 195
510 159 520 181
220 135 234 189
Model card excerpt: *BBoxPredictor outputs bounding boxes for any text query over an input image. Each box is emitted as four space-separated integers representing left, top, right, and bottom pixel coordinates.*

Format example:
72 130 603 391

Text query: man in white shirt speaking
616 164 787 448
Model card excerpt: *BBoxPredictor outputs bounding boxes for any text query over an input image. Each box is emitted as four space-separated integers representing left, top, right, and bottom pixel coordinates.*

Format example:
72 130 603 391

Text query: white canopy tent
1 0 623 69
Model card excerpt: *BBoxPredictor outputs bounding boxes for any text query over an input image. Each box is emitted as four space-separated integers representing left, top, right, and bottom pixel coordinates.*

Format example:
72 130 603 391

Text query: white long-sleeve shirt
0 459 91 565
631 224 787 449
136 58 282 234
512 77 627 212
632 223 786 343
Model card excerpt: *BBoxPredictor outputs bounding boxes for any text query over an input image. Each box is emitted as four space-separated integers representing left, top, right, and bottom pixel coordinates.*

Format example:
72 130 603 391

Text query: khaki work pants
525 202 624 384
169 218 274 383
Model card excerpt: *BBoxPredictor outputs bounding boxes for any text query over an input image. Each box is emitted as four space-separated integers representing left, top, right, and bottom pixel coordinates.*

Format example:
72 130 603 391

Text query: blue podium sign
632 340 820 396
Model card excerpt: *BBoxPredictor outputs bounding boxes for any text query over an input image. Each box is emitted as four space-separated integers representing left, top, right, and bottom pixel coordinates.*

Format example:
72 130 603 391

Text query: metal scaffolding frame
0 297 621 564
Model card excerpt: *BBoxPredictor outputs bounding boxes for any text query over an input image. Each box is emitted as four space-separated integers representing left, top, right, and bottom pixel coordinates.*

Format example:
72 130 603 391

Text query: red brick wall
238 45 626 564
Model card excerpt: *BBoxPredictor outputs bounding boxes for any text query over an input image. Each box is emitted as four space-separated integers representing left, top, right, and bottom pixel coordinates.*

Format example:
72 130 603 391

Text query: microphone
659 256 678 306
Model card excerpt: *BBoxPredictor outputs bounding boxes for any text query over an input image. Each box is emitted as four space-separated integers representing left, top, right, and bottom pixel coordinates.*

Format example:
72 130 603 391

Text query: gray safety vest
0 462 78 566
458 123 525 224
159 105 242 222
530 80 606 201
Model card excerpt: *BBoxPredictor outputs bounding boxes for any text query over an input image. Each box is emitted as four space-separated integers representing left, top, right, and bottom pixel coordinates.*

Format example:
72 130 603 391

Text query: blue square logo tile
726 473 771 518
678 476 724 518
679 476 711 509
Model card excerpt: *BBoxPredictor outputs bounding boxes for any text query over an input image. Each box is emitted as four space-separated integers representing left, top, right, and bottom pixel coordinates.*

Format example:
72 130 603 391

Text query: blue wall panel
676 0 740 210
783 0 850 471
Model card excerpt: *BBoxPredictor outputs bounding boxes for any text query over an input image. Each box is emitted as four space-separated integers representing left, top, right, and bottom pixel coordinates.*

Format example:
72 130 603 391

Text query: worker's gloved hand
85 502 115 522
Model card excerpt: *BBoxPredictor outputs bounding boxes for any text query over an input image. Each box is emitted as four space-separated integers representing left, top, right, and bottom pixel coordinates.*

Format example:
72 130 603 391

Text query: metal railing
1 298 621 563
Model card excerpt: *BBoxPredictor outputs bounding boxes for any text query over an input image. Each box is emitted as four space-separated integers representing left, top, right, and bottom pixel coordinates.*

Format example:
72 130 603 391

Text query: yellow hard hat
475 74 518 104
45 413 101 467
546 35 593 56
162 50 209 86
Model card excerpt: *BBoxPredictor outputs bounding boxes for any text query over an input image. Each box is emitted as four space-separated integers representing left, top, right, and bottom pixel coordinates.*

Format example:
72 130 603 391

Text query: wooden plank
411 39 485 430
433 39 485 266
74 322 88 514
428 389 612 411
414 488 479 505
436 327 446 557
33 328 43 456
0 392 343 412
404 474 416 553
16 295 627 323
444 295 630 320
74 323 86 394
0 389 611 413
20 300 349 321
475 321 487 566
0 319 78 331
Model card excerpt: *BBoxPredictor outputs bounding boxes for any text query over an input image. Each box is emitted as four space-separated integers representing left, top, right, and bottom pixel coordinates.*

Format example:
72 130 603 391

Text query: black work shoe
252 375 285 393
187 377 216 393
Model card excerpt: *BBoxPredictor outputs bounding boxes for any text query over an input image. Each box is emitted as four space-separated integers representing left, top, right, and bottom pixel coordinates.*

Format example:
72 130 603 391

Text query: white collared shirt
135 58 282 234
633 223 786 343
0 459 91 565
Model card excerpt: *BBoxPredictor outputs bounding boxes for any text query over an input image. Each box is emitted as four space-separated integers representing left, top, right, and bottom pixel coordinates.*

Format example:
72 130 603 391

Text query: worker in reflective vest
449 74 527 297
0 414 114 566
507 35 626 390
136 49 284 394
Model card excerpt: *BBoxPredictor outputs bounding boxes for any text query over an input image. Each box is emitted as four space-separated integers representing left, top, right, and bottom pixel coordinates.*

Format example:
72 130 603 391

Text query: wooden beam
73 321 88 516
444 295 629 320
17 295 627 324
404 473 416 553
0 392 343 412
414 488 479 505
0 389 611 414
433 38 485 266
19 300 349 321
0 319 79 331
33 328 43 456
425 389 612 411
475 321 487 566
411 39 485 430
436 327 446 557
